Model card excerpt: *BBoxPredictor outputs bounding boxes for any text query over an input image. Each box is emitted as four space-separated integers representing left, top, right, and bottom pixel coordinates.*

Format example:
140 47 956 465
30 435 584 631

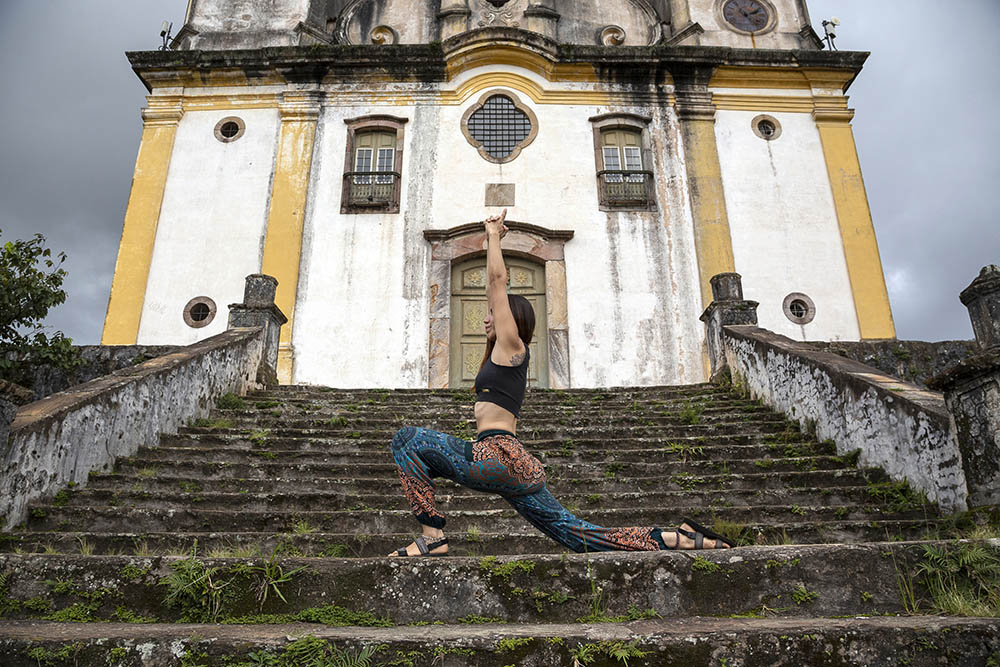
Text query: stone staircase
0 385 997 665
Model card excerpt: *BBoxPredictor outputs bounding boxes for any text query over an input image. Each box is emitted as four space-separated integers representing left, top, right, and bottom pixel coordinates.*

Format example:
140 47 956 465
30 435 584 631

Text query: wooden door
449 257 548 388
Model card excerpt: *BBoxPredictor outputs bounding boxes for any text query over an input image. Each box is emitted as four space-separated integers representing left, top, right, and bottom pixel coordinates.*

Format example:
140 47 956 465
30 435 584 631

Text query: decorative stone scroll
370 25 398 45
599 25 626 45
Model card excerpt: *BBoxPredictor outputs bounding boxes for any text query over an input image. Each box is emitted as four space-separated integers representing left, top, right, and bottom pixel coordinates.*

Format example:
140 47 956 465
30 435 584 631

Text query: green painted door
449 257 548 389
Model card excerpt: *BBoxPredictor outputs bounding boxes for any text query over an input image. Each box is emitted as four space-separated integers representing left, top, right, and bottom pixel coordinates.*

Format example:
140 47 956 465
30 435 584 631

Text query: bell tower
663 0 822 49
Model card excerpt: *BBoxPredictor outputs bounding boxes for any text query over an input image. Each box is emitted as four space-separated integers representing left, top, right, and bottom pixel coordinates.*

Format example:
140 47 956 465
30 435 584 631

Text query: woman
389 210 733 557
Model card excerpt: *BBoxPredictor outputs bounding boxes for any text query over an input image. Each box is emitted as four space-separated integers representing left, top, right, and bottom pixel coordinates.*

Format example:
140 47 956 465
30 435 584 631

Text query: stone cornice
127 44 869 91
424 222 574 244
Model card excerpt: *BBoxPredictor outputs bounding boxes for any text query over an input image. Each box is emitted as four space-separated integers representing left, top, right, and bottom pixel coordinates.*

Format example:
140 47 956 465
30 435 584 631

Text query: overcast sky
1 1 997 344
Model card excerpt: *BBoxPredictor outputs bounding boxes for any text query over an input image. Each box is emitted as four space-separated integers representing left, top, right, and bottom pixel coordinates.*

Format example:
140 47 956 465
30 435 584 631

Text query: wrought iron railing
597 170 653 206
344 171 400 206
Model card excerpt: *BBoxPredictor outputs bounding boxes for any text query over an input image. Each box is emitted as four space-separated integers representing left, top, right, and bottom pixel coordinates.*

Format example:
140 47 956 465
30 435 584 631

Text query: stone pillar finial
960 265 1000 350
701 273 759 380
229 274 288 386
710 272 744 302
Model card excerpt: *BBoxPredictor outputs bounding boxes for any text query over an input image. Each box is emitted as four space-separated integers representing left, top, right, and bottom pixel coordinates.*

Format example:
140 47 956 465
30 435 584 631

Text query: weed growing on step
496 637 534 653
671 472 698 491
216 393 247 410
136 467 158 479
792 585 819 605
453 420 476 441
248 429 271 447
325 415 349 427
865 480 928 513
459 614 505 624
292 520 319 535
480 556 535 582
113 605 157 623
678 403 704 425
913 542 1000 616
222 604 392 627
665 441 705 462
255 401 281 410
77 536 94 556
709 519 753 547
120 564 149 581
570 640 649 666
835 449 862 467
691 556 720 573
221 636 385 667
23 642 85 667
233 552 310 612
160 542 232 622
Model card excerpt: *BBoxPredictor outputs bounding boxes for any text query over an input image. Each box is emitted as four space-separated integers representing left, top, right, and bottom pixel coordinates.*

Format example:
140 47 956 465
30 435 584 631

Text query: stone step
0 519 951 558
128 445 843 469
214 402 779 423
248 384 726 401
53 485 896 514
162 432 825 456
86 469 888 495
110 456 854 481
26 503 933 535
174 423 797 444
0 617 996 666
0 543 964 625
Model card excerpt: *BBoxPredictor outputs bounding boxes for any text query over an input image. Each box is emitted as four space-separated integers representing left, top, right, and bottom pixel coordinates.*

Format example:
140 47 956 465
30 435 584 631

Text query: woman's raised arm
484 209 525 363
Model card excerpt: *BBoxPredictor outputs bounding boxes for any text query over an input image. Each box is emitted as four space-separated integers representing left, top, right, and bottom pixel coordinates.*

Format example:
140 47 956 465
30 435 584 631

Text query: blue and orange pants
391 427 668 552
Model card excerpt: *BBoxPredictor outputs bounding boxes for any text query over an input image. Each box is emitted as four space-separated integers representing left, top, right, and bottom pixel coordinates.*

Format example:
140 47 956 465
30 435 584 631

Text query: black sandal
679 518 735 549
393 536 449 557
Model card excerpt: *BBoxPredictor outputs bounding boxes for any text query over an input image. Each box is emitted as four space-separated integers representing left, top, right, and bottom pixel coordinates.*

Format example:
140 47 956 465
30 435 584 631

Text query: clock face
722 0 771 33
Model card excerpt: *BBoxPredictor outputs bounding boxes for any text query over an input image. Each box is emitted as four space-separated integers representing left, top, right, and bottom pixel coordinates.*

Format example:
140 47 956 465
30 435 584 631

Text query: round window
752 114 782 141
183 297 217 328
214 116 246 143
461 90 539 164
783 293 816 325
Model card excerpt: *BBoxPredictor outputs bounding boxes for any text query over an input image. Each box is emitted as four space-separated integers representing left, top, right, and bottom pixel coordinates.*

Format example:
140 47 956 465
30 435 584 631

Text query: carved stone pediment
484 0 513 7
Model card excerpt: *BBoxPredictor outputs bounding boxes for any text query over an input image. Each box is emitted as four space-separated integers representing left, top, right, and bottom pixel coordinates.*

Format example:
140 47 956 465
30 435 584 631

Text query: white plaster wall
292 104 428 389
428 90 704 388
714 109 861 342
292 82 705 388
138 108 279 345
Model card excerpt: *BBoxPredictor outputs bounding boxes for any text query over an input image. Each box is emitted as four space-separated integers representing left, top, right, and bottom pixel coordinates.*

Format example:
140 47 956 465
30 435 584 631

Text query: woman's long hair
474 294 535 389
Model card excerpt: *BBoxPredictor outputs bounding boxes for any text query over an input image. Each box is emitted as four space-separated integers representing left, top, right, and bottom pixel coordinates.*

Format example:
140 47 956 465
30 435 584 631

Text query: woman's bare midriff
474 401 517 436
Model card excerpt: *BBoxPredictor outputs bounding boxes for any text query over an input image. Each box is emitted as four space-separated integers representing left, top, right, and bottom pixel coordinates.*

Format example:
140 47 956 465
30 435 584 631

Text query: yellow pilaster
675 88 737 309
260 92 321 383
101 96 184 344
814 108 896 339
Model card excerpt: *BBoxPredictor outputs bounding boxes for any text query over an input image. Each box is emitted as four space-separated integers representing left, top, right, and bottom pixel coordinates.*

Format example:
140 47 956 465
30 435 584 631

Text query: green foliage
691 556 720 573
678 403 704 425
866 480 928 513
216 393 247 410
459 614 505 624
792 585 819 605
160 542 231 622
570 640 650 666
0 231 82 384
916 542 1000 616
665 441 705 462
479 556 535 581
233 552 310 612
228 636 384 667
23 642 85 667
222 604 392 627
119 564 149 581
495 637 533 653
453 420 476 441
113 605 157 623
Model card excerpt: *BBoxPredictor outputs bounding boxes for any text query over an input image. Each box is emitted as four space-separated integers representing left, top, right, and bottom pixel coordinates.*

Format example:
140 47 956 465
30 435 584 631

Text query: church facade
101 0 896 388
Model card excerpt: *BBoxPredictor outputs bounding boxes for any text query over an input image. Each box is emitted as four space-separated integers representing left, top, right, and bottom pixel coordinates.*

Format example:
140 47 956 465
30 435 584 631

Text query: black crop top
474 349 530 417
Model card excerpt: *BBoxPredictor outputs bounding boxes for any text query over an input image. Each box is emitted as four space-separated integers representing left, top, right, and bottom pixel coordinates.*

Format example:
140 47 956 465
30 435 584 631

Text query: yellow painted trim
815 109 896 339
441 71 611 105
101 97 184 344
445 44 600 83
713 93 835 114
679 115 736 309
260 93 321 384
711 66 856 91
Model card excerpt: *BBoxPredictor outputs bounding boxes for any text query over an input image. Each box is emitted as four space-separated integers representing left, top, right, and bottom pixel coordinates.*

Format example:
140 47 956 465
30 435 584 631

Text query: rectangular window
376 147 395 184
624 146 642 182
603 146 622 182
354 147 373 184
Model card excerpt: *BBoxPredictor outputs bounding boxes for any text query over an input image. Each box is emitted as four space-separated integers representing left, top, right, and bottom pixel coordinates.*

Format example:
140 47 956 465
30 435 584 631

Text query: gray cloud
1 1 996 344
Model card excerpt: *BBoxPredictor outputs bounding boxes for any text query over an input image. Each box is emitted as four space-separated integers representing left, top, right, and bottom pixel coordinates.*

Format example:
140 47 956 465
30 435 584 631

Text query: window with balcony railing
588 114 656 211
341 116 408 214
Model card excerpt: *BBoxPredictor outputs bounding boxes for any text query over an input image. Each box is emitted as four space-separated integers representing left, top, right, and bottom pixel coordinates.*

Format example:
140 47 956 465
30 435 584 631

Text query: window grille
467 95 533 160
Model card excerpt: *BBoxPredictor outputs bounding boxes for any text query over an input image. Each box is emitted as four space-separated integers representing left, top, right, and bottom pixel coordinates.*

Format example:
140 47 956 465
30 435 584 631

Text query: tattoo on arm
510 352 525 366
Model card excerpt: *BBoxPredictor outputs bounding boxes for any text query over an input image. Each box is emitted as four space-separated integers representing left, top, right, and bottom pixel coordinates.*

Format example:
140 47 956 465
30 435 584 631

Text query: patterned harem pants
391 426 669 552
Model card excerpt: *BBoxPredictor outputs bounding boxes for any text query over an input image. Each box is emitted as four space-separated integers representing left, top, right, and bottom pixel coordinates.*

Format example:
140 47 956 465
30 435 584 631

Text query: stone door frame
424 221 574 389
